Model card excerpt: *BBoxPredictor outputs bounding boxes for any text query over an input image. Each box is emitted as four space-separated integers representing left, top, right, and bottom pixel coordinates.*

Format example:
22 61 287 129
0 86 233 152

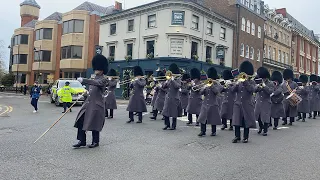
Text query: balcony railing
263 58 293 70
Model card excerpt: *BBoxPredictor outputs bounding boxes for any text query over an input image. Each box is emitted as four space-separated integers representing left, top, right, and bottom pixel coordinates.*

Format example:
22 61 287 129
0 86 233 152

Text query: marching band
68 54 320 148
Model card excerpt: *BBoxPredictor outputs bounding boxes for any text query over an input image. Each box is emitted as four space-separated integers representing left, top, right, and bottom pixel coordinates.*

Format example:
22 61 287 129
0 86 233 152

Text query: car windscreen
58 81 83 88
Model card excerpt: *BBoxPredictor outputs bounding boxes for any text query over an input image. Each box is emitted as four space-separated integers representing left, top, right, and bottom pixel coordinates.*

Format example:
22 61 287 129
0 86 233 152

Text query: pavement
1 93 320 180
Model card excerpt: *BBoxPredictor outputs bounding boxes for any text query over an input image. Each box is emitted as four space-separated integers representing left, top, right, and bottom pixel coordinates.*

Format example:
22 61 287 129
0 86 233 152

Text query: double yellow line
0 105 13 116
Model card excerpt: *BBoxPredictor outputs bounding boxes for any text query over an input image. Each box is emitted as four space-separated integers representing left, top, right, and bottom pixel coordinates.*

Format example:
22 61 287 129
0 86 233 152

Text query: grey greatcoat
126 79 147 112
180 83 190 109
220 84 236 120
254 80 274 124
309 84 319 111
217 93 223 112
297 86 310 113
151 82 159 107
232 80 256 128
104 79 117 110
74 75 107 132
186 80 202 115
282 81 298 117
154 82 167 111
162 78 182 118
198 83 223 125
271 85 285 118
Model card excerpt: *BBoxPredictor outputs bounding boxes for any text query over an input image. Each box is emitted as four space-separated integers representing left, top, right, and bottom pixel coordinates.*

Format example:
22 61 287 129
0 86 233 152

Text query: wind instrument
119 75 147 85
192 78 215 91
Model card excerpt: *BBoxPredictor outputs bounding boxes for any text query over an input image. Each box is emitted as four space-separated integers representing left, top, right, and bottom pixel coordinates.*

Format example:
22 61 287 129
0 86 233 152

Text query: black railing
262 58 293 69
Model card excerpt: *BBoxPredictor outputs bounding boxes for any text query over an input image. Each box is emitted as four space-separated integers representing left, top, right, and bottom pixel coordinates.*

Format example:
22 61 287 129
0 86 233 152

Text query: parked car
50 79 87 106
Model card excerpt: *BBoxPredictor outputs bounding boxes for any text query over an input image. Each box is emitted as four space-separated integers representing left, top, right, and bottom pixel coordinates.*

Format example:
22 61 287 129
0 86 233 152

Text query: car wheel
55 97 61 106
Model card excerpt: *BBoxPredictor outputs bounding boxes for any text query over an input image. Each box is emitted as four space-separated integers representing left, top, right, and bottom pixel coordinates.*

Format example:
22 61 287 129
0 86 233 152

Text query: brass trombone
191 78 215 91
119 75 147 85
236 72 255 82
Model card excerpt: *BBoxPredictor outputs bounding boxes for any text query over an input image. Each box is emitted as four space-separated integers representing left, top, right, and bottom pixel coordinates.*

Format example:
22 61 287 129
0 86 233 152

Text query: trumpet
236 72 255 83
106 76 120 80
165 70 182 80
192 78 215 91
119 75 146 85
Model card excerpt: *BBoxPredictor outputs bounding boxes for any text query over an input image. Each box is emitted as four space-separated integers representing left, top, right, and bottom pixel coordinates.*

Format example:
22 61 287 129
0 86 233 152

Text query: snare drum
286 93 302 107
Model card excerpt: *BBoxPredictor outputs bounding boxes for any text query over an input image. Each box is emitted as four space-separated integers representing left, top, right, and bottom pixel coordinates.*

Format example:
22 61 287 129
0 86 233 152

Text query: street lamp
8 45 19 94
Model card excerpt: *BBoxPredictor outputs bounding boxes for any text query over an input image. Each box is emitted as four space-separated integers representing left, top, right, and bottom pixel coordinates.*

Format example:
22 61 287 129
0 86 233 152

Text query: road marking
0 106 10 116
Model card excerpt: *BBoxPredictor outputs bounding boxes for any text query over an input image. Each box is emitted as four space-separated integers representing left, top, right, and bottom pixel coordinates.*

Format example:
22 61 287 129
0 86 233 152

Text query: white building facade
99 0 235 67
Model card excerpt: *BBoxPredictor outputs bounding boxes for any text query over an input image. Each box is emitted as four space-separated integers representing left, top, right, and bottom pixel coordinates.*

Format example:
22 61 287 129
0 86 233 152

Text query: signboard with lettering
216 46 225 59
171 11 185 25
170 39 184 57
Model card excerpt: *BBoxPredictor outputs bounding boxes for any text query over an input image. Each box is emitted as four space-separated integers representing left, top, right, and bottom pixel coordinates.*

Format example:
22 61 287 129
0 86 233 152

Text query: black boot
163 117 170 130
72 141 86 148
258 128 262 134
169 118 177 130
221 124 227 130
198 123 206 136
150 110 157 120
211 125 216 136
88 143 99 148
136 112 142 123
282 118 287 125
186 113 193 125
262 123 268 136
232 137 241 143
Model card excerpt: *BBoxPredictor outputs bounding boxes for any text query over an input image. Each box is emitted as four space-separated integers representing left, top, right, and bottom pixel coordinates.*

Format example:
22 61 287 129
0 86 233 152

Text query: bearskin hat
157 70 165 77
207 67 218 80
182 73 190 81
107 69 117 76
299 75 308 83
257 67 270 79
293 78 299 83
239 60 254 76
190 68 201 80
283 69 294 80
133 66 144 77
168 63 180 74
271 71 283 84
310 74 317 82
92 54 109 74
222 70 233 80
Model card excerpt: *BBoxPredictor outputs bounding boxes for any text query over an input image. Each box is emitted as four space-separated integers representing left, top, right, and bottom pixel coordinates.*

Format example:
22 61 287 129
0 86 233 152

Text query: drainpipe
201 12 205 62
235 5 240 68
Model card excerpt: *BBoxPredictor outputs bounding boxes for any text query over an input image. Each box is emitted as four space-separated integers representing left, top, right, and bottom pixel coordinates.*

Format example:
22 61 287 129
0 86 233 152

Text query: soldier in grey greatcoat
198 67 223 137
254 67 274 136
73 54 108 148
180 73 190 116
308 75 319 118
281 69 298 126
104 69 118 119
150 80 158 112
162 63 182 130
150 71 167 120
186 68 202 126
220 69 236 131
232 61 256 143
296 75 309 122
270 71 285 130
126 66 147 123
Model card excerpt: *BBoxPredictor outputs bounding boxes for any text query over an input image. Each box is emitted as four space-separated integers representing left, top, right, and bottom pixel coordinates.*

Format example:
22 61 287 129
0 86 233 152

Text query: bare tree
0 40 7 80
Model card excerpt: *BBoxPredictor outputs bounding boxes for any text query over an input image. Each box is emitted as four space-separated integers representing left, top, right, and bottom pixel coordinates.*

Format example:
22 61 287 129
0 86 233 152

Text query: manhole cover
184 141 220 150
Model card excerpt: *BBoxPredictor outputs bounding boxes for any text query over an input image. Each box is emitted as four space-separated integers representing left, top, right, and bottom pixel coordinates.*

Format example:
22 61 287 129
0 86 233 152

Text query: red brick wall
55 24 62 80
21 15 38 27
87 15 101 69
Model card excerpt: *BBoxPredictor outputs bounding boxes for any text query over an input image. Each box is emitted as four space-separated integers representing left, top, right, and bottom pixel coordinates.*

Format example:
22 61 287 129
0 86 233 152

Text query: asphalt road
1 93 320 180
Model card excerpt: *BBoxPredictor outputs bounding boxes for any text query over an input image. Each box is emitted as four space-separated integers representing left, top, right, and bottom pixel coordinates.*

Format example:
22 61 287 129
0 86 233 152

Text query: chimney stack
115 1 122 11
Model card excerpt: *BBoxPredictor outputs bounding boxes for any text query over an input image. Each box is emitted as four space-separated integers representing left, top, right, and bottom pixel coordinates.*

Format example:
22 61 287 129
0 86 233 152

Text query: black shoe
258 128 262 134
262 132 267 136
169 127 176 130
221 125 227 130
288 122 293 126
269 123 272 127
136 120 142 123
198 132 206 137
163 126 170 130
150 116 156 120
107 116 113 119
88 143 99 148
126 119 134 123
70 109 72 112
211 132 216 136
232 137 241 143
282 122 287 125
297 117 301 121
229 126 234 131
302 119 306 122
161 117 165 120
186 122 192 126
309 116 312 119
313 117 316 119
62 111 66 113
242 139 248 143
195 122 199 126
72 141 86 148
273 127 278 130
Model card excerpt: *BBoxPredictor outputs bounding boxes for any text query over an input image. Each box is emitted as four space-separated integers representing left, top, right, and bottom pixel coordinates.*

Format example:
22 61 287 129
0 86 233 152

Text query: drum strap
286 82 293 93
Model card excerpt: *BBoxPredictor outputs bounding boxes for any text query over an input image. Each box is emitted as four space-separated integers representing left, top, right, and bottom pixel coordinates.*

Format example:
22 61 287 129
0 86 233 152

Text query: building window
34 50 51 62
36 28 52 40
245 0 249 7
13 34 29 45
241 18 246 31
251 23 255 35
191 41 198 59
257 3 261 14
206 46 212 60
245 45 249 58
278 50 281 62
110 23 116 35
61 46 83 59
127 43 133 57
299 56 304 69
192 15 199 30
207 21 213 35
128 19 134 32
220 27 226 40
241 0 245 4
63 20 84 34
279 32 282 42
250 47 254 60
13 54 28 64
258 26 261 38
257 49 260 61
273 48 276 60
286 53 289 64
146 40 155 56
148 14 156 28
240 43 244 57
268 46 271 59
263 46 266 58
20 74 26 84
250 0 254 10
301 39 304 51
307 59 310 71
247 20 250 33
287 35 290 45
269 25 272 36
109 46 115 57
282 52 285 64
313 62 316 73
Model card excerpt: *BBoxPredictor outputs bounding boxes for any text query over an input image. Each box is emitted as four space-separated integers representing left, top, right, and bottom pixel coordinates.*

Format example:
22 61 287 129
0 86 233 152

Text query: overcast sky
0 0 318 67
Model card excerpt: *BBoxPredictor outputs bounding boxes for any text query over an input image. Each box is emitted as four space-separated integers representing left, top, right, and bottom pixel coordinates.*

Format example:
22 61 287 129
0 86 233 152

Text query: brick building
9 0 116 86
262 5 293 73
203 0 265 71
276 8 319 76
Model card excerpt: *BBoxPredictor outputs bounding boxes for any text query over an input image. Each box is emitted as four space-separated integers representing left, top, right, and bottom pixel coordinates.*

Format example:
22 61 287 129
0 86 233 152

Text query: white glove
192 82 195 86
270 93 274 97
108 77 112 81
77 77 83 83
159 84 162 88
179 88 182 92
171 77 174 81
78 95 84 99
135 77 139 81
